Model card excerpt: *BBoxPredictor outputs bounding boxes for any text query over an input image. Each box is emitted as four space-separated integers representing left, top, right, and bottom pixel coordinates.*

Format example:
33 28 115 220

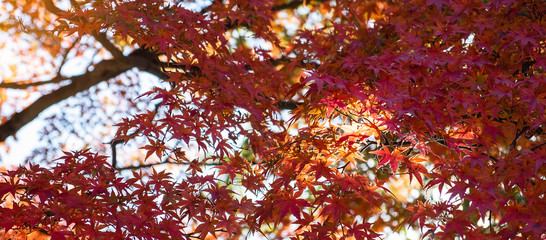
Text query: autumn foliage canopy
0 0 544 239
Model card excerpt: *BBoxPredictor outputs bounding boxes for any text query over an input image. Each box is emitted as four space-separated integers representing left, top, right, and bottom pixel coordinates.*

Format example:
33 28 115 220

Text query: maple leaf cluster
0 0 545 239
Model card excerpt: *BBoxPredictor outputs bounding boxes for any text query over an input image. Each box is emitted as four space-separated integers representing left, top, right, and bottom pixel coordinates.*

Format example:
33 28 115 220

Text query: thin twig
109 102 162 168
116 161 173 171
510 126 529 149
531 141 546 151
58 37 81 73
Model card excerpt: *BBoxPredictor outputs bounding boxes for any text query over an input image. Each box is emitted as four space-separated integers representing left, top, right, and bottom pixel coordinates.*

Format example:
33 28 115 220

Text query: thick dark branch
202 0 328 15
0 53 167 142
0 45 303 142
0 60 130 142
272 0 328 11
128 50 170 79
221 0 329 29
94 32 124 59
275 101 301 110
44 0 63 15
0 75 69 89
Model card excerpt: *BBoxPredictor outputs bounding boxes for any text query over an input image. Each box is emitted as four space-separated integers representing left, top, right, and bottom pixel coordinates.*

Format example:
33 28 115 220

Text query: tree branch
220 0 329 29
531 141 546 151
0 44 302 142
0 75 69 89
43 0 63 15
116 162 170 171
510 126 529 149
45 0 124 59
275 101 301 110
0 60 129 142
94 32 124 59
0 53 167 142
4 1 305 143
57 36 80 72
272 0 327 11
